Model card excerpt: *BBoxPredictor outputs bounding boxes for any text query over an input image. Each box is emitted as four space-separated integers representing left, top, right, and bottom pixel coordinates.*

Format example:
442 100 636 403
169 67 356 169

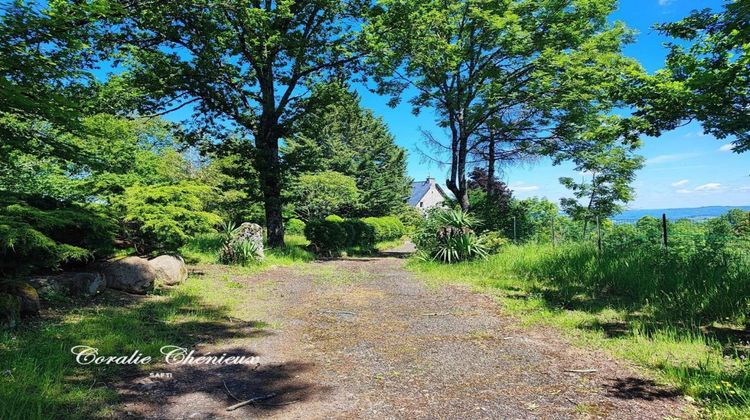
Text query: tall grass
409 242 750 417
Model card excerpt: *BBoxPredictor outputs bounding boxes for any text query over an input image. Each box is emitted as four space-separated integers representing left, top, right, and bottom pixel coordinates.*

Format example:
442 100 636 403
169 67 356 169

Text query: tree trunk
256 113 285 248
487 131 496 195
446 133 470 212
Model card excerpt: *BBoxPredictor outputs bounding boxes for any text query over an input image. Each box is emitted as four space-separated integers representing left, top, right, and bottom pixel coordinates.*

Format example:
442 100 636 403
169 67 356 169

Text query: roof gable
408 178 448 206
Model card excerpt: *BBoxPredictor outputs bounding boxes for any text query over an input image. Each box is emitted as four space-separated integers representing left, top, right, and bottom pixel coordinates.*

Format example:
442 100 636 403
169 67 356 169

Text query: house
408 177 449 210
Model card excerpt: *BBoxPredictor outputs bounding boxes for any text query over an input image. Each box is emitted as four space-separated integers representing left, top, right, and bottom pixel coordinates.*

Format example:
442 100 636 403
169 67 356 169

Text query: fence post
513 216 517 242
551 216 556 248
661 213 668 249
596 216 602 254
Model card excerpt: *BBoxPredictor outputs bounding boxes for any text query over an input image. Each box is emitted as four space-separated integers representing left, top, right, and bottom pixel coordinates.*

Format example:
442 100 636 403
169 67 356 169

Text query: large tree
284 83 411 217
638 1 749 152
364 0 645 211
99 0 366 246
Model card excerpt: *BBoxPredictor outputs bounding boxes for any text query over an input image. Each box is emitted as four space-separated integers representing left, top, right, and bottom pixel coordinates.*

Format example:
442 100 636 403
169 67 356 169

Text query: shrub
115 183 222 254
362 216 405 242
289 171 360 220
414 209 488 263
0 193 115 275
304 217 375 254
480 232 509 254
304 219 346 254
397 207 423 230
286 218 306 236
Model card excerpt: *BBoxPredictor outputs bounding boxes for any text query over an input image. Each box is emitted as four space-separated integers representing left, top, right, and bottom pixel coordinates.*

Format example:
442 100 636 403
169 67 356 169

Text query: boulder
28 272 105 298
4 282 40 316
149 255 188 285
231 222 265 258
0 293 21 328
15 283 40 316
102 257 156 294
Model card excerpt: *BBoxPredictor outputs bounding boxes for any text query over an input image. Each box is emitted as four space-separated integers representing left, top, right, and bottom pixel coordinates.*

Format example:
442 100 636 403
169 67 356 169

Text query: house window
419 202 423 208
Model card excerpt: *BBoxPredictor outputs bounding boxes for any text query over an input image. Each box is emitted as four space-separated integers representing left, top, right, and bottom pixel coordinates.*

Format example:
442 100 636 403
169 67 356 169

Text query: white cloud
684 131 708 138
675 183 727 194
646 153 700 165
718 143 735 152
658 0 673 5
694 183 723 192
510 182 540 192
671 179 689 188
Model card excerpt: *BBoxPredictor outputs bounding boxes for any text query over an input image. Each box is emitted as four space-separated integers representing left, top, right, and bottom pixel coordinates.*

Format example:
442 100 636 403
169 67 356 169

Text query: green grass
408 243 750 418
180 233 314 265
0 237 312 419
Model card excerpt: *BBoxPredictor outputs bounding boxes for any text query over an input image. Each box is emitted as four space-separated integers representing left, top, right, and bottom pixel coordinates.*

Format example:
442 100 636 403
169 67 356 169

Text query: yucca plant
235 240 260 266
433 233 488 263
414 208 488 263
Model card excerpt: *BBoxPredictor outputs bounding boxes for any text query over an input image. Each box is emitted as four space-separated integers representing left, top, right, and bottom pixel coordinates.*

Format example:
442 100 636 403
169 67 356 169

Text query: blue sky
354 0 750 209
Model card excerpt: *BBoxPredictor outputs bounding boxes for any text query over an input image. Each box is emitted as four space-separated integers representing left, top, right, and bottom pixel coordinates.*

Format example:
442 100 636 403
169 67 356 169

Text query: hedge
304 218 375 254
304 215 405 254
361 216 405 242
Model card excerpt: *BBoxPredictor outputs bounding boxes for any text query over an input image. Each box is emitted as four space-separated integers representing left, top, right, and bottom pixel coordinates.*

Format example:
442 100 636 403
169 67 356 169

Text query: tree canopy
364 0 646 210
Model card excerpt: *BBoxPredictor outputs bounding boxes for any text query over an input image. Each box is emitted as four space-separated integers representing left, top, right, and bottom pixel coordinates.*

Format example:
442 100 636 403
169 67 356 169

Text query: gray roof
408 178 448 206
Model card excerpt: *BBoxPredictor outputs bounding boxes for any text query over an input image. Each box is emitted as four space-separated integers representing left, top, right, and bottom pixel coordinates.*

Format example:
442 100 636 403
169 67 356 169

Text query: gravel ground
117 256 694 419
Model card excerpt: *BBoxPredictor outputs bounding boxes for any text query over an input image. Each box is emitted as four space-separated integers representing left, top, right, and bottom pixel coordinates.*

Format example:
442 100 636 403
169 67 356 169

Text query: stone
5 282 40 316
149 255 188 286
0 293 21 328
28 272 105 298
231 222 265 258
102 256 156 294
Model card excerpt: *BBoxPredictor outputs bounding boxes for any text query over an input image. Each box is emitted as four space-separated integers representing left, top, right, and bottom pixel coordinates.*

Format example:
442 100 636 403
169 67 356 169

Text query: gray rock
103 257 156 294
4 282 39 316
28 272 105 298
149 255 188 285
231 222 265 258
0 293 21 328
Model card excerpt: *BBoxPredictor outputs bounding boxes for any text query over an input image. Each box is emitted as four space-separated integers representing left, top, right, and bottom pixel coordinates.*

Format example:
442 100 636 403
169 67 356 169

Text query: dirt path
118 256 693 419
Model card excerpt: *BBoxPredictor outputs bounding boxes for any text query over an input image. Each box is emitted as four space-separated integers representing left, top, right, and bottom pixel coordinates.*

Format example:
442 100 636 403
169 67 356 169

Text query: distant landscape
614 205 750 222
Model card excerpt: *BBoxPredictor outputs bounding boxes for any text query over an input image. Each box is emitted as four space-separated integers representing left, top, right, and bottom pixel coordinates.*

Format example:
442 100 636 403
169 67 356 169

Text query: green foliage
304 218 376 255
361 216 406 242
396 206 423 231
479 232 509 255
288 171 359 221
285 83 411 217
365 0 647 208
0 194 114 275
285 218 306 236
100 0 367 247
558 144 644 226
642 1 750 152
114 184 222 254
414 209 487 263
467 168 514 234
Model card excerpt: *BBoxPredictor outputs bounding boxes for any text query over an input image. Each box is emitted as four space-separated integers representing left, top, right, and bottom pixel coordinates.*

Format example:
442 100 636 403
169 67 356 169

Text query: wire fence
507 212 750 252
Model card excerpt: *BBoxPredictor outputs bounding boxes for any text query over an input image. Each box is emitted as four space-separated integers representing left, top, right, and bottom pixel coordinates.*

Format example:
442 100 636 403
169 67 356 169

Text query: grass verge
408 243 750 419
0 236 311 419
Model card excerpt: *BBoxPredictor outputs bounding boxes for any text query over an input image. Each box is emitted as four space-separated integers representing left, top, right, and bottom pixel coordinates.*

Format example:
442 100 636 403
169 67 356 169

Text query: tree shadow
0 285 320 419
115 349 326 417
604 377 681 401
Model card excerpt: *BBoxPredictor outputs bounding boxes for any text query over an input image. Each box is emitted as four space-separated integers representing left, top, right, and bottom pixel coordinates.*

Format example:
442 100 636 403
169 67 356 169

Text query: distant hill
613 206 750 223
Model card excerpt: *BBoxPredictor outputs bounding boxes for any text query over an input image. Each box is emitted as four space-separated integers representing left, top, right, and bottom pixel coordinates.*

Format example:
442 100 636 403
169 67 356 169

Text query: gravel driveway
118 256 693 419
